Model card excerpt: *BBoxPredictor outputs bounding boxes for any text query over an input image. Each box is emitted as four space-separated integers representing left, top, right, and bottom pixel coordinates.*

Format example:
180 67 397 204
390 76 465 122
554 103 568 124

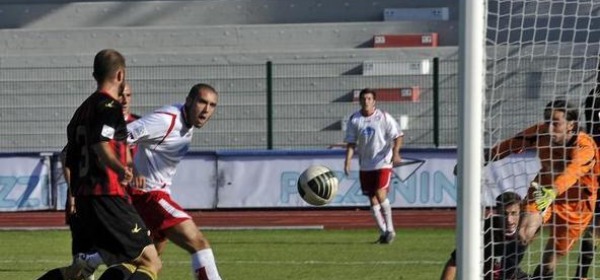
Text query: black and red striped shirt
66 91 129 197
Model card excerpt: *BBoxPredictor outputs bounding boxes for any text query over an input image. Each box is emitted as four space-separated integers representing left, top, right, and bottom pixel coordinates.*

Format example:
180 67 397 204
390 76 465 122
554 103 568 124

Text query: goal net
480 0 600 279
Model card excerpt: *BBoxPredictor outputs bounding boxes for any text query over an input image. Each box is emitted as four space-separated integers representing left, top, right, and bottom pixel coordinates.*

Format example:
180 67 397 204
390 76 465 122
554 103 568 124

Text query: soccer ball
297 165 339 206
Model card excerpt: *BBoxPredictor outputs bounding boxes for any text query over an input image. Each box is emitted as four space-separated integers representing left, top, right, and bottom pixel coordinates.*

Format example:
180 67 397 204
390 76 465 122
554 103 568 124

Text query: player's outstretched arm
518 210 544 246
392 135 403 166
486 124 542 164
552 140 597 195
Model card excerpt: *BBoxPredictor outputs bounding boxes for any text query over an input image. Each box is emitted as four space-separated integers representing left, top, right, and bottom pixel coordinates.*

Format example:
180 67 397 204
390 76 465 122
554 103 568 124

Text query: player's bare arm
392 135 403 167
131 167 146 189
344 143 356 176
125 146 146 189
92 142 133 185
60 146 76 215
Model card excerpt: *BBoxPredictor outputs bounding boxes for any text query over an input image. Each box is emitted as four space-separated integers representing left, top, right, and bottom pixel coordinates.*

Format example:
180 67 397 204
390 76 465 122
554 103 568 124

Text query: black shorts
68 213 95 256
66 197 95 256
75 195 152 266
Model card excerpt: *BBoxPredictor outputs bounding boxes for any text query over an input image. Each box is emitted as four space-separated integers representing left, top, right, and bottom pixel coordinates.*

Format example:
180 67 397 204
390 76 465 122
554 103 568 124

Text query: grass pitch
0 227 596 279
1 228 452 280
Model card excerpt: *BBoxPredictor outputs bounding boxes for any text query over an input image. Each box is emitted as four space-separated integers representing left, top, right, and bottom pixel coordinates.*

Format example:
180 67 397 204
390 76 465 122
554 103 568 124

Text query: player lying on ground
440 191 528 280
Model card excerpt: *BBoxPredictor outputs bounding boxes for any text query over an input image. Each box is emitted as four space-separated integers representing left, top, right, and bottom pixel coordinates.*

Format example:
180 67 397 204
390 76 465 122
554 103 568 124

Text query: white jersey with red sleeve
344 108 403 171
127 104 193 193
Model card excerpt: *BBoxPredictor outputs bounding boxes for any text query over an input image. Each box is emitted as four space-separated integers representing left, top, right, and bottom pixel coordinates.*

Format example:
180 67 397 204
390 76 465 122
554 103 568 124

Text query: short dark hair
495 191 522 209
93 49 125 83
359 88 377 100
187 83 218 99
544 99 579 122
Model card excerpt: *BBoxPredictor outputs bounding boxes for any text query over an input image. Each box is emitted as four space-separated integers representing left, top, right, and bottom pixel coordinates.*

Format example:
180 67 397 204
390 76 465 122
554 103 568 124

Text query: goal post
460 0 600 279
457 0 486 279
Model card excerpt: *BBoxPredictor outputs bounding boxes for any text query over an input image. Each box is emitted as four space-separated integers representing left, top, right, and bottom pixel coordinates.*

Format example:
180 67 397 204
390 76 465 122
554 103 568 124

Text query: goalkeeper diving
484 99 600 279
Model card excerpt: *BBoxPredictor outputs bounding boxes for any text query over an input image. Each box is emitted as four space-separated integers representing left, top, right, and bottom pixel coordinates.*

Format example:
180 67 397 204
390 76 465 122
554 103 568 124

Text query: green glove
532 182 557 211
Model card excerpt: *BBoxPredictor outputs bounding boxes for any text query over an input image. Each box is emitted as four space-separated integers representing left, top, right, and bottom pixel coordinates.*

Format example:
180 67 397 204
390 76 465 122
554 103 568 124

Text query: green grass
0 228 453 280
1 228 599 279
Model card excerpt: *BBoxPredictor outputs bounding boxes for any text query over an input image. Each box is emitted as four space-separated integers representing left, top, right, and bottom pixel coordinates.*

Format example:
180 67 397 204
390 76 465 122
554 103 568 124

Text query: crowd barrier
0 149 537 212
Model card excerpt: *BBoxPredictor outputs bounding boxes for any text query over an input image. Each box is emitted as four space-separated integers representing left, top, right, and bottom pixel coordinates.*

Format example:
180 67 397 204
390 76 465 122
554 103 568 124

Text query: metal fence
0 58 462 152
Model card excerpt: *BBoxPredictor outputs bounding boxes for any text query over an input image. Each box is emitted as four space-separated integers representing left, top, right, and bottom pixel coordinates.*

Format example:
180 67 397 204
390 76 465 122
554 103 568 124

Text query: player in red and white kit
343 88 404 244
127 83 221 280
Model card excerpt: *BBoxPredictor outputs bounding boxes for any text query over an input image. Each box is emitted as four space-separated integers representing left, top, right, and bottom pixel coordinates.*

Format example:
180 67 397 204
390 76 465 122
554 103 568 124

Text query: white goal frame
457 0 486 279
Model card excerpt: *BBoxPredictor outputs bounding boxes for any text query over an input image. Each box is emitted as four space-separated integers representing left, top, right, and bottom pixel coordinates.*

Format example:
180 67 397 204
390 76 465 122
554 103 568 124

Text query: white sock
371 204 386 234
191 248 222 280
381 199 394 233
85 252 104 268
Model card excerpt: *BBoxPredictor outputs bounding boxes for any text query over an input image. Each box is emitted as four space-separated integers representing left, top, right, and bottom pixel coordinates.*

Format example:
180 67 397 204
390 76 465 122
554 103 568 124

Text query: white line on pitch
0 259 444 265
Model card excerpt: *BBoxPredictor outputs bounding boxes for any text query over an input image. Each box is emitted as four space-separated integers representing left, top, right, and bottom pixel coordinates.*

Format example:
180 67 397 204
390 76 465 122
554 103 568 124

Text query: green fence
0 58 460 152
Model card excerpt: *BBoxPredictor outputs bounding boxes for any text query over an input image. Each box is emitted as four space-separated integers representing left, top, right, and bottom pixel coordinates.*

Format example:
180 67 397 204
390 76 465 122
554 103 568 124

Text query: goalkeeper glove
531 182 557 211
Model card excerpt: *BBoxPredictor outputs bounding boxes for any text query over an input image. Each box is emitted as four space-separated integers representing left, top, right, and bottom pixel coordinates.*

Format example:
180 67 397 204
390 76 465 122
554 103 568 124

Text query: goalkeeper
485 99 599 279
440 191 528 280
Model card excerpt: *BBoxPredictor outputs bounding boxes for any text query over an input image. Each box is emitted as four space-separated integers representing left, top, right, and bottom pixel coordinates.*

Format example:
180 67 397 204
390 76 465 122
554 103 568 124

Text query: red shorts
359 169 392 196
129 188 191 242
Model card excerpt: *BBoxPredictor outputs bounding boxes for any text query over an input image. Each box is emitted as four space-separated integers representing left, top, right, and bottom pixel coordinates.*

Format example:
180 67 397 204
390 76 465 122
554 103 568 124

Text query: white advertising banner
217 153 344 208
0 156 52 212
2 149 541 211
55 154 218 210
169 154 218 209
216 150 539 208
482 151 539 206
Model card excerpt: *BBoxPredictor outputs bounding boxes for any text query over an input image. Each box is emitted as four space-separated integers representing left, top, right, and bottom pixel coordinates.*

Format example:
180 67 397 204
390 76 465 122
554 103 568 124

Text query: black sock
98 264 134 280
36 268 66 280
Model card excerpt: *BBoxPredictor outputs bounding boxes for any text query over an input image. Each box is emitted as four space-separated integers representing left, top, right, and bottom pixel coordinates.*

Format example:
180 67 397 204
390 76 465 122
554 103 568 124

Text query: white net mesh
484 0 600 279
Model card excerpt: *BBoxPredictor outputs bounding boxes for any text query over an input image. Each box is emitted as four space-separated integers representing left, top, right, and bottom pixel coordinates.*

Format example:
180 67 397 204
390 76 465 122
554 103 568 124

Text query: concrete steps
0 0 458 28
0 21 458 57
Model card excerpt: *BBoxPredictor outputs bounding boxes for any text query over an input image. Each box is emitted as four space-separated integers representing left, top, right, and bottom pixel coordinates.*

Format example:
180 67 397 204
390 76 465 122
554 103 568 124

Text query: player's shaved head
93 49 126 83
187 83 218 99
185 83 218 128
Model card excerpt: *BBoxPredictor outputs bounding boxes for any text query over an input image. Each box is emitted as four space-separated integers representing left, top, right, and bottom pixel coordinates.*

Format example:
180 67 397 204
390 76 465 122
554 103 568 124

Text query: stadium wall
1 1 596 174
0 0 459 28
